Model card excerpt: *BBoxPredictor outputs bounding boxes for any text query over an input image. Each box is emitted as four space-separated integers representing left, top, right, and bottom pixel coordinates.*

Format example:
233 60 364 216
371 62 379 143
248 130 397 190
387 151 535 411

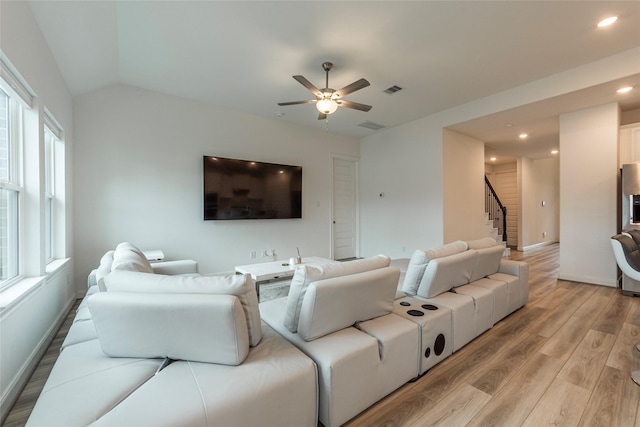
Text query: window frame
0 87 24 290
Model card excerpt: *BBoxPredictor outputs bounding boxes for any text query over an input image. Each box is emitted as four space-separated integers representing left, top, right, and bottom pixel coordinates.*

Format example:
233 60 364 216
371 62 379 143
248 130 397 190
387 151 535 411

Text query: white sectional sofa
27 243 318 427
28 239 527 427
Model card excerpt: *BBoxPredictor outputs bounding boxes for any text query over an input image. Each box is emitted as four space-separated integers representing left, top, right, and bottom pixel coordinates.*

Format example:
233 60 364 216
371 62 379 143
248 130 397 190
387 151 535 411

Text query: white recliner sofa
393 238 528 370
27 242 318 427
260 255 421 427
261 239 528 427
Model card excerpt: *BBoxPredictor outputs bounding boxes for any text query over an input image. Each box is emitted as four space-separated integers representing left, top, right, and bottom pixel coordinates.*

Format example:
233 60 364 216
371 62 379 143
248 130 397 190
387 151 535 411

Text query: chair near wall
609 231 640 297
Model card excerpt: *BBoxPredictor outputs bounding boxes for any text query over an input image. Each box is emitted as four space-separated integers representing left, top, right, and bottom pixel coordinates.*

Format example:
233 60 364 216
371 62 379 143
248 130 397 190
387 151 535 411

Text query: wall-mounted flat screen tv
203 156 302 220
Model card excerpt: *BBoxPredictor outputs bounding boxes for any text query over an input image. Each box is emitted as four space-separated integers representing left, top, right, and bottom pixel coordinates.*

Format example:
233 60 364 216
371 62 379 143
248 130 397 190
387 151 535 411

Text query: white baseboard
520 241 557 252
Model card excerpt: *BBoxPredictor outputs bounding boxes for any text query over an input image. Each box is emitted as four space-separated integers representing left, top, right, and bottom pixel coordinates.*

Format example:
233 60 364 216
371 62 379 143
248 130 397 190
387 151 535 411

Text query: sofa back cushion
103 271 262 346
89 292 249 365
469 244 505 282
416 250 477 298
297 267 400 341
283 255 391 333
111 242 154 273
401 241 468 295
466 237 497 250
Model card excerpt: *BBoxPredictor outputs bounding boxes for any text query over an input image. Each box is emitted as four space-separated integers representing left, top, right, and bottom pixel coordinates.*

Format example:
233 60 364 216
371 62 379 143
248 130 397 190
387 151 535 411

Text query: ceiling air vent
383 85 403 94
358 121 386 131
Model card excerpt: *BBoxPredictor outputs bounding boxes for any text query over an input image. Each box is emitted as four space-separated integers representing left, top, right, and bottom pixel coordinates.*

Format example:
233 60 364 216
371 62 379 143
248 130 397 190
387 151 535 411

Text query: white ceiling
26 0 640 162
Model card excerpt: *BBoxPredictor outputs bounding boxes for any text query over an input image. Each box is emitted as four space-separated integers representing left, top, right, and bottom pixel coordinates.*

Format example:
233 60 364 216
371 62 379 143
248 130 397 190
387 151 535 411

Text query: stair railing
485 176 507 243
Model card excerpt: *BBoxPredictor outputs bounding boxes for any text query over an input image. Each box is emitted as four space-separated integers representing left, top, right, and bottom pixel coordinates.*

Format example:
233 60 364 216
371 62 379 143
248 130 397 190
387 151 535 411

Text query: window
0 88 21 287
44 124 57 262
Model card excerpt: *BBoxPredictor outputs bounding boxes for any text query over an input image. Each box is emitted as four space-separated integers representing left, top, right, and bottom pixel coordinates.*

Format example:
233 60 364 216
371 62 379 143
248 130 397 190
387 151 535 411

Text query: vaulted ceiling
26 1 640 162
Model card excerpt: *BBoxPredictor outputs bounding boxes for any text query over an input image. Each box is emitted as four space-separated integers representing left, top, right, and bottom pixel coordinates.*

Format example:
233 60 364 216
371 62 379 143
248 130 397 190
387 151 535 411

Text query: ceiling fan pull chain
325 118 329 132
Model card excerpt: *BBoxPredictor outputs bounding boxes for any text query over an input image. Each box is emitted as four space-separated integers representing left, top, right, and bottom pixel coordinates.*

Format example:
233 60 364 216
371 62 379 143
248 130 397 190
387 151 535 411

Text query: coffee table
235 256 335 298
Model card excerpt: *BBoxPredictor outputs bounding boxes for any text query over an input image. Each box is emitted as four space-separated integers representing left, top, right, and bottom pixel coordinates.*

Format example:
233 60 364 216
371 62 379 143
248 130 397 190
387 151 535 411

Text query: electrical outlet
543 231 547 238
250 251 257 259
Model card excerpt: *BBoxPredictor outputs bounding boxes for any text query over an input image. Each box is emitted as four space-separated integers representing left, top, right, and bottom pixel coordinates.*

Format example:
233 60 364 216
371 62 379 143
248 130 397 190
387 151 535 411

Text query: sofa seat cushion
297 266 400 341
89 293 250 365
26 340 161 427
469 244 505 282
284 255 391 333
111 242 154 273
89 323 318 427
415 249 477 298
401 241 468 295
103 271 262 346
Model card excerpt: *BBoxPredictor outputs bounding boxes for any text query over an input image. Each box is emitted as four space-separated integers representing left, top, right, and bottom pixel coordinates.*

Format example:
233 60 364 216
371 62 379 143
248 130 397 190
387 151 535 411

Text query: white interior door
333 157 358 260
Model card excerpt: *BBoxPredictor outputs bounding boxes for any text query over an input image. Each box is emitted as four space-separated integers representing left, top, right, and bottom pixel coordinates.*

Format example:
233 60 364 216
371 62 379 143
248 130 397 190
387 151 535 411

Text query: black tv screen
203 156 302 220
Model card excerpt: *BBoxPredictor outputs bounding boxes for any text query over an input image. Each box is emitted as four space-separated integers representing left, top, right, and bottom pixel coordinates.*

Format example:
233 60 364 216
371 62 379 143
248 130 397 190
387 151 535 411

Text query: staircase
485 176 510 256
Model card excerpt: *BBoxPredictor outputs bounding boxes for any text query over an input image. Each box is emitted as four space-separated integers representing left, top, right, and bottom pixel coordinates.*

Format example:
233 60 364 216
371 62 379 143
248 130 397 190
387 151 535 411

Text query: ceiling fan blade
317 112 327 120
293 75 323 97
277 100 316 106
336 99 372 112
335 78 370 97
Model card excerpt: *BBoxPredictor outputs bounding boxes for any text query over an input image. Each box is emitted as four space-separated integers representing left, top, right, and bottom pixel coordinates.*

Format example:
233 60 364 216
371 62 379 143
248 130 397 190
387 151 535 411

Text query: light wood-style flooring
346 243 640 427
3 243 639 426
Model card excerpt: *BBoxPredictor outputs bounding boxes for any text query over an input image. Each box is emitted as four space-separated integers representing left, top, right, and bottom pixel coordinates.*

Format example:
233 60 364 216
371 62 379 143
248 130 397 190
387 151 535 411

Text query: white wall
0 1 75 420
530 157 560 247
559 103 619 286
73 84 359 289
443 129 486 242
360 118 444 258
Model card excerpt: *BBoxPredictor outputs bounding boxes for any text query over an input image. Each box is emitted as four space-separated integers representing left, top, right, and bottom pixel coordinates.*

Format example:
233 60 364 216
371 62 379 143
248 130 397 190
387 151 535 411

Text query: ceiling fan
278 62 372 120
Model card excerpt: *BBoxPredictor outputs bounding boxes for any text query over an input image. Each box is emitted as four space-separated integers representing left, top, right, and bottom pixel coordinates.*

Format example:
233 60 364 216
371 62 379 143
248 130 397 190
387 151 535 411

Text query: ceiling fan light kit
316 98 338 114
278 61 372 120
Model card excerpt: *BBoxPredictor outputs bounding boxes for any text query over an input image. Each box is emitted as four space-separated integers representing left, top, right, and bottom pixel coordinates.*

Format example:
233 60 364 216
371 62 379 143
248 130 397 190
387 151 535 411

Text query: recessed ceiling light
504 123 513 128
519 133 528 139
598 16 618 27
617 86 633 94
490 157 497 161
551 150 559 155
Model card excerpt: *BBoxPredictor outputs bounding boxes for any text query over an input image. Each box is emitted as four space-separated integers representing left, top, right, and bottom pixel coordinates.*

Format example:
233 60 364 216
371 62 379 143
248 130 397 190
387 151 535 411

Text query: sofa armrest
88 292 249 365
150 259 198 275
498 259 528 278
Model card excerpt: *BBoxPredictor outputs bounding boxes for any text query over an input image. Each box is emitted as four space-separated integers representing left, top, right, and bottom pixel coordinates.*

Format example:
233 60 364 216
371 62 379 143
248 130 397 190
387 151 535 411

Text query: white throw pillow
104 271 262 346
111 242 154 273
401 240 468 295
283 255 391 333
